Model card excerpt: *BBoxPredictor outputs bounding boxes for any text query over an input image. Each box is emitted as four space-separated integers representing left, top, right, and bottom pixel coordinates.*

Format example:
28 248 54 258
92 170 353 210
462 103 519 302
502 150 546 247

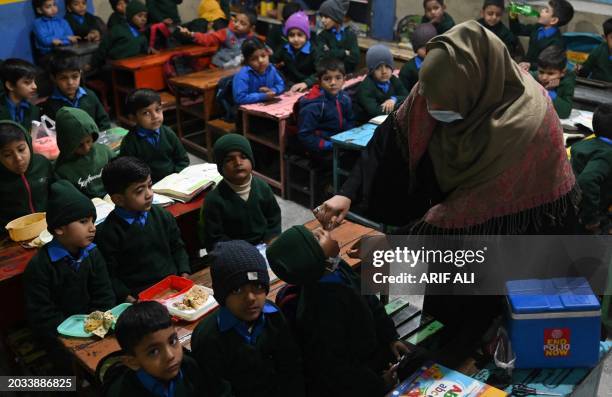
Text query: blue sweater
33 16 75 55
297 85 354 152
232 65 285 105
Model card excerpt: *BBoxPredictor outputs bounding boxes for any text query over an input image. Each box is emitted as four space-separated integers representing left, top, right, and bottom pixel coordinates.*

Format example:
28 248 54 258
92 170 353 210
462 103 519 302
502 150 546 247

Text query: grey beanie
210 240 270 305
319 0 350 23
411 23 438 51
366 44 393 70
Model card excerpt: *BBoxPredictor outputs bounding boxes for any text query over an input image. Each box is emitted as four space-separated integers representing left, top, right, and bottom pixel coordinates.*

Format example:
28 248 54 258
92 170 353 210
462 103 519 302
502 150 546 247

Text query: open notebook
153 164 223 203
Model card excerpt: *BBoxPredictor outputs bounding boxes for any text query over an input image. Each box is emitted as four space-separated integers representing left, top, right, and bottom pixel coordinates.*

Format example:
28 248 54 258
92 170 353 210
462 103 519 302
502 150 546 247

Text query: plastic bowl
5 213 47 242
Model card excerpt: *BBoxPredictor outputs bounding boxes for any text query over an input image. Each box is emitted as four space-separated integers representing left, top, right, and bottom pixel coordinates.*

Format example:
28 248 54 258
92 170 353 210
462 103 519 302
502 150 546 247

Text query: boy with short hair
179 8 256 68
199 134 281 252
297 58 354 153
399 23 436 93
355 44 408 122
24 180 115 366
509 0 574 70
0 121 53 229
0 59 40 130
43 50 111 129
315 0 359 74
108 0 129 29
65 0 102 42
107 301 203 396
577 18 612 83
421 0 455 35
191 240 305 397
533 45 575 118
478 0 517 51
146 0 181 25
55 107 115 198
97 156 191 302
119 88 189 182
32 0 78 56
267 226 409 396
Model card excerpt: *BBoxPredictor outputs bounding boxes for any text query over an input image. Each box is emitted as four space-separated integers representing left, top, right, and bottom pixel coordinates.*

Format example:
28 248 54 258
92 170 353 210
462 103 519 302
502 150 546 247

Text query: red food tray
138 275 194 302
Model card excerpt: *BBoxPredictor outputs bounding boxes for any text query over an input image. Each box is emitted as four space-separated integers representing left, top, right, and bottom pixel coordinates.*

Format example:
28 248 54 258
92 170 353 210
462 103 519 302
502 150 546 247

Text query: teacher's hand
313 195 351 230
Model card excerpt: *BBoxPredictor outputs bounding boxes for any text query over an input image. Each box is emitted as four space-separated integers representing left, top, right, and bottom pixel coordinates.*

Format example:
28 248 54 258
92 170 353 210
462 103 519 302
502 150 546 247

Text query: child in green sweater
355 44 408 122
477 0 517 52
532 45 575 119
570 104 612 234
577 18 612 83
0 59 40 131
24 180 115 371
0 121 53 230
107 301 203 396
55 107 115 198
399 23 436 93
97 156 191 302
199 134 281 252
191 240 305 397
509 0 573 71
65 0 102 42
43 50 111 129
120 89 189 182
267 226 411 397
315 0 359 74
107 0 128 29
421 0 455 35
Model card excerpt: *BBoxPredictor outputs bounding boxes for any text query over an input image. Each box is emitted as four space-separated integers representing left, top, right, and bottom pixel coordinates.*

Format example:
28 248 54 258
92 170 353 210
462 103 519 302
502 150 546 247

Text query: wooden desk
59 219 378 377
0 240 36 331
170 67 240 159
110 45 216 125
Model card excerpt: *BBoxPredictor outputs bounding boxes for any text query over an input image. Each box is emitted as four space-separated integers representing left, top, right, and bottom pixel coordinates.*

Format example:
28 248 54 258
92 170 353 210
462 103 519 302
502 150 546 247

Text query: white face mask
325 255 341 272
428 109 464 123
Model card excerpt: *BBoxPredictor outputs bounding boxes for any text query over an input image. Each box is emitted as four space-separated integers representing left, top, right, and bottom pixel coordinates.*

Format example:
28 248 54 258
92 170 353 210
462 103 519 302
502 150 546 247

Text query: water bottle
507 2 540 17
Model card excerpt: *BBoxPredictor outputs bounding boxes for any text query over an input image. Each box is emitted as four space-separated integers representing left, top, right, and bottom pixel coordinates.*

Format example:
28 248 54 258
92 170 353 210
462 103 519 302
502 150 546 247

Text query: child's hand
382 363 399 390
177 26 191 35
265 91 277 100
86 30 101 42
390 340 412 360
163 18 174 25
290 82 308 93
52 39 63 46
180 273 190 278
83 64 92 72
68 35 79 44
323 44 330 52
148 46 160 55
508 12 518 19
518 62 530 72
381 99 396 114
259 86 273 94
545 78 561 90
126 295 138 303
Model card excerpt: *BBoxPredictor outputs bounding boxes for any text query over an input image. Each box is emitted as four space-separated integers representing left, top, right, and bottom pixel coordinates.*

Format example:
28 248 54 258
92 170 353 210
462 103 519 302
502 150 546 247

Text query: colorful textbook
387 363 507 397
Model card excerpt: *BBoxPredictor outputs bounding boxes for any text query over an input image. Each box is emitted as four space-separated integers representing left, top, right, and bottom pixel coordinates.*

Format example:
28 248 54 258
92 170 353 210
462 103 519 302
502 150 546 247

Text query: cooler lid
506 277 600 314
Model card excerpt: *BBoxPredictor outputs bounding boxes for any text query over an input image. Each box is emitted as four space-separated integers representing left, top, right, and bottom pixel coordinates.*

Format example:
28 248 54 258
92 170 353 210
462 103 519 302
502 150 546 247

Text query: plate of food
165 285 218 322
56 303 132 338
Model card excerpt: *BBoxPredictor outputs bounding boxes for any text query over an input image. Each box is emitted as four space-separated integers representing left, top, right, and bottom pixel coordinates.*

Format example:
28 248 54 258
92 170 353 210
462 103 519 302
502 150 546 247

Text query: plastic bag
31 115 59 160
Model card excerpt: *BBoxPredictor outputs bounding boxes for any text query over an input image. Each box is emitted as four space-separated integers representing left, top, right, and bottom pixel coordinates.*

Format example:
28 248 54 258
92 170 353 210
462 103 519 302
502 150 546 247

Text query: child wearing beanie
24 180 115 370
355 44 408 122
199 134 281 252
266 1 302 53
267 225 411 397
107 0 129 29
191 240 305 397
399 23 437 92
271 11 318 93
315 0 360 74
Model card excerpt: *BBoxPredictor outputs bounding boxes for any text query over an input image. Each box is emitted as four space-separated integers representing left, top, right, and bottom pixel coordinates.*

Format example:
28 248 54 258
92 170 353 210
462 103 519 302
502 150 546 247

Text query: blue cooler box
506 277 601 368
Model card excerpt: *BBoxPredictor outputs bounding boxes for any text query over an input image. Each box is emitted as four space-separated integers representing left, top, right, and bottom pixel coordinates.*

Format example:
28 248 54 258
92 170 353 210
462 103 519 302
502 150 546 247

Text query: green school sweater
55 144 114 198
23 244 115 340
355 75 408 122
96 205 190 301
315 28 360 74
104 355 203 397
271 42 318 87
266 25 287 54
146 0 181 24
579 42 612 83
422 12 455 34
509 18 564 66
570 137 612 225
65 12 100 38
399 57 419 93
93 22 148 66
42 88 111 130
119 125 189 183
532 70 575 119
0 93 40 131
199 177 281 252
0 128 53 229
297 261 399 397
191 301 306 397
107 12 126 30
478 18 517 51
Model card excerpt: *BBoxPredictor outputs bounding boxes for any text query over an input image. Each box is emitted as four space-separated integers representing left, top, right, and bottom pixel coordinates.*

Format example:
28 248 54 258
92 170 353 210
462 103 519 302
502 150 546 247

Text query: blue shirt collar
217 302 278 345
5 96 30 123
47 238 96 271
51 86 87 107
246 65 271 76
375 80 391 93
70 13 85 24
114 206 149 227
598 136 612 145
319 269 348 285
136 127 161 147
331 26 345 41
536 26 558 40
128 23 140 38
415 56 423 70
285 41 311 58
136 368 183 397
320 87 342 100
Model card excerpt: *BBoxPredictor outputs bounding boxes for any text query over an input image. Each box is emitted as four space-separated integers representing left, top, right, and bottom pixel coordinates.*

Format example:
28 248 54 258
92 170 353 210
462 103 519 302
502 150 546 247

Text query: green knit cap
46 180 96 232
126 0 148 21
266 225 326 285
55 107 99 166
213 133 255 175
